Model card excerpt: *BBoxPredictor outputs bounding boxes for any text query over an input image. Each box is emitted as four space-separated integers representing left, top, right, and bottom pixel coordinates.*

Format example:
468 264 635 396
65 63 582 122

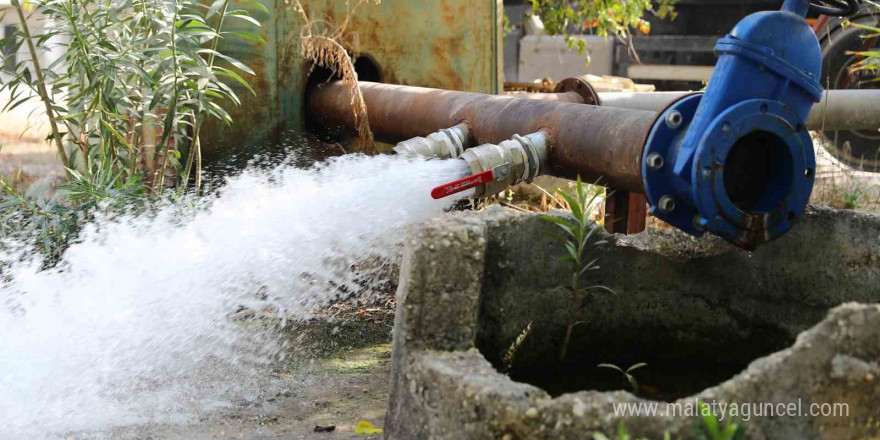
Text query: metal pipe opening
723 131 795 214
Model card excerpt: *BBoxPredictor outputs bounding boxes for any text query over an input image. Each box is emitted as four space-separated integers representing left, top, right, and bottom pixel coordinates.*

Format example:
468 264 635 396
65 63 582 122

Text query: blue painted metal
642 0 821 249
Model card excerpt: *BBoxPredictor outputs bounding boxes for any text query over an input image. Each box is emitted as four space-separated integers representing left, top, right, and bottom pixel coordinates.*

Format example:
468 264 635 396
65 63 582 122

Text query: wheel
818 4 880 171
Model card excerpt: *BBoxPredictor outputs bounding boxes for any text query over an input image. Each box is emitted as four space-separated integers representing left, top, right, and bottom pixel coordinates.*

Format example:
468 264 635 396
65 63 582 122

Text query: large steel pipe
510 89 880 131
308 81 658 193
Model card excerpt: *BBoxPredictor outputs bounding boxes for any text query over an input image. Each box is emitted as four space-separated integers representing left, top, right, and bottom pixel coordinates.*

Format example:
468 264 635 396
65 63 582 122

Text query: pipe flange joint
554 77 601 106
510 132 547 181
438 124 469 158
461 143 511 197
643 95 702 233
643 95 816 250
459 132 548 198
393 124 470 159
692 99 815 248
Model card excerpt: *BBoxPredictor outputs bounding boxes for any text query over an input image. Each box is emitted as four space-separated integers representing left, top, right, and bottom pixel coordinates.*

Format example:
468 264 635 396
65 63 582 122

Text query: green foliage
598 362 647 393
842 185 866 210
528 0 678 56
846 10 880 81
1 175 141 261
1 0 264 192
692 402 746 440
0 0 264 259
541 177 611 361
541 178 606 291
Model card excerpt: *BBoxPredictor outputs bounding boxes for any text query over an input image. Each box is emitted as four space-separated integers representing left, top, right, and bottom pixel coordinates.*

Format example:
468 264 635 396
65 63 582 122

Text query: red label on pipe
431 169 495 199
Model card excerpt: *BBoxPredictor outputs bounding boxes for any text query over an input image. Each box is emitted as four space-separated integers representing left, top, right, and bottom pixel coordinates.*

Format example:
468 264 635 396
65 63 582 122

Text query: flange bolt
665 110 683 129
658 195 677 213
646 153 665 170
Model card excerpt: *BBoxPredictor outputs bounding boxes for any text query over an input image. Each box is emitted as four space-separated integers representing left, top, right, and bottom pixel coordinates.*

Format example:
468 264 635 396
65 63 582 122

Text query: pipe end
642 95 816 250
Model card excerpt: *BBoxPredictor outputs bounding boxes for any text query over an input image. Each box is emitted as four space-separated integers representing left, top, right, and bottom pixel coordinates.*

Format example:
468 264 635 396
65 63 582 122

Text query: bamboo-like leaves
1 0 266 260
0 0 264 192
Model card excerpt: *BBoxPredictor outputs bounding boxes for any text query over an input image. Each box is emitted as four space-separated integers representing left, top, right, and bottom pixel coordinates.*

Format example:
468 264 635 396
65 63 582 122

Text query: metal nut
646 153 664 170
658 195 676 213
665 110 683 129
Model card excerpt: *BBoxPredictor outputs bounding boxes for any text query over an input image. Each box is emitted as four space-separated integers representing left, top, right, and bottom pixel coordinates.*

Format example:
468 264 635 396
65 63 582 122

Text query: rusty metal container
201 0 503 164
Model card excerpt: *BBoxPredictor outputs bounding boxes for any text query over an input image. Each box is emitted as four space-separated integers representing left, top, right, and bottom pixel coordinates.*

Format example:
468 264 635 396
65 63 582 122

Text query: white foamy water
0 154 471 439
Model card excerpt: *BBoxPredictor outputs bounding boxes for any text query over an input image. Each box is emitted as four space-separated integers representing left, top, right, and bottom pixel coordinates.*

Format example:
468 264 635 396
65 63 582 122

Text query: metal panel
626 64 714 81
201 0 501 163
517 35 614 82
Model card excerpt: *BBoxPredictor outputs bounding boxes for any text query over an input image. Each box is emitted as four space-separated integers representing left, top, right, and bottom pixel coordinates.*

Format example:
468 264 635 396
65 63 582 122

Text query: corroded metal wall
202 0 502 163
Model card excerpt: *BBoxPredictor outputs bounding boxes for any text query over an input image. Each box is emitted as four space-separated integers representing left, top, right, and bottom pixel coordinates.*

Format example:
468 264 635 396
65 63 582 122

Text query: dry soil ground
65 340 393 440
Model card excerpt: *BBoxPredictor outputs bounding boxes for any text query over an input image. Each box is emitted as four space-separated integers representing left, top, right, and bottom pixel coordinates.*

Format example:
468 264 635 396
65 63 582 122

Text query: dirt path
69 343 392 440
0 135 65 198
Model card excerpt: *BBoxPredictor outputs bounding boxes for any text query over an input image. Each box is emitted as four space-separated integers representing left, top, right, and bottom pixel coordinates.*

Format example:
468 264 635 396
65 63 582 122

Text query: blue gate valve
641 0 856 250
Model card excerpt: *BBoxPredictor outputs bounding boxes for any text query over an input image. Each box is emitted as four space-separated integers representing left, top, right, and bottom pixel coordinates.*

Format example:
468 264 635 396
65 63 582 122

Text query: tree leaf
225 10 261 27
557 191 583 224
626 363 648 372
354 421 383 434
206 0 227 18
100 120 134 152
236 0 270 15
597 363 624 373
225 30 266 45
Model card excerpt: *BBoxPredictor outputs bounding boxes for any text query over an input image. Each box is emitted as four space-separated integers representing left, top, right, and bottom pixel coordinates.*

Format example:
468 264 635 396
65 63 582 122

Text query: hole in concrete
490 315 795 402
472 215 824 403
723 130 793 213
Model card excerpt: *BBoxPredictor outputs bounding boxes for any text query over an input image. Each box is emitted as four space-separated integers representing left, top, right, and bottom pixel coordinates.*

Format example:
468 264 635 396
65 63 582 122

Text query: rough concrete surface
386 207 880 440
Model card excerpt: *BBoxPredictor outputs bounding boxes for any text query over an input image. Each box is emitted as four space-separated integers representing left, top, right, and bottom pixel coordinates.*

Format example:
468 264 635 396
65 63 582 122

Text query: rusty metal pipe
508 89 880 132
308 81 658 193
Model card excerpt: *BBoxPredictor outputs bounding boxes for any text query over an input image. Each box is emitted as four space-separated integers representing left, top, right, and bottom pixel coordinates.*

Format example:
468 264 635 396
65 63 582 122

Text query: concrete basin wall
385 207 880 440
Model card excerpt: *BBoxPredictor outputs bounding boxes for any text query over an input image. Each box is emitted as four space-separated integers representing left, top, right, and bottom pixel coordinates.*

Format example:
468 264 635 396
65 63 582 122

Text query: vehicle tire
818 4 880 171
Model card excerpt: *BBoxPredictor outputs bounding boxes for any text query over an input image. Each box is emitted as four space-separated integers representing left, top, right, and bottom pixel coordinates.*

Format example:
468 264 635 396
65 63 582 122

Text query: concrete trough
385 207 880 439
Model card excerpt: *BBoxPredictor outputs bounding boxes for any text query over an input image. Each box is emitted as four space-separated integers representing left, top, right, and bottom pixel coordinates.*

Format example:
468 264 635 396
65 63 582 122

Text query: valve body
642 0 822 249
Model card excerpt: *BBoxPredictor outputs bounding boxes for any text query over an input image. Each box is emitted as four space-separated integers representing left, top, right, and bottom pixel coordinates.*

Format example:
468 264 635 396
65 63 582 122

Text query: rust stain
294 0 496 93
206 0 499 159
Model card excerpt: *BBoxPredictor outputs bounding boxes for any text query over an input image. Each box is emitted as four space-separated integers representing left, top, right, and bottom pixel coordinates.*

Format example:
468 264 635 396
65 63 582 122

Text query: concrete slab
386 207 880 439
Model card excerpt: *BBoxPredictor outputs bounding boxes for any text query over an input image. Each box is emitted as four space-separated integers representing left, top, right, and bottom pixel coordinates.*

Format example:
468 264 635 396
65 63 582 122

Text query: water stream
0 153 471 439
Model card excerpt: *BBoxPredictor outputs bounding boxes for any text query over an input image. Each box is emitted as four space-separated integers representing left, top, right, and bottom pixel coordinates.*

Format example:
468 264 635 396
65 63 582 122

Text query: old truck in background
504 0 880 171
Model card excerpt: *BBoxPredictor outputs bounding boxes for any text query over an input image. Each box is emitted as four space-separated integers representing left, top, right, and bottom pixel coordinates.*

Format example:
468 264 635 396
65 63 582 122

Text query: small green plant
598 362 648 393
842 186 865 210
692 402 746 440
540 177 612 362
